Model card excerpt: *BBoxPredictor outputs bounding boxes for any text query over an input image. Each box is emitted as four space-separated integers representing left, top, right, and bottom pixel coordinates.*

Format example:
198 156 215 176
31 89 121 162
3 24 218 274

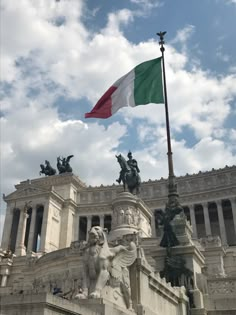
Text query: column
0 208 14 250
1 275 8 287
15 208 28 256
26 206 37 253
151 215 156 237
77 215 81 241
39 201 50 253
189 204 197 238
86 216 92 240
216 200 227 245
100 215 104 228
202 202 211 236
230 198 236 237
73 212 79 241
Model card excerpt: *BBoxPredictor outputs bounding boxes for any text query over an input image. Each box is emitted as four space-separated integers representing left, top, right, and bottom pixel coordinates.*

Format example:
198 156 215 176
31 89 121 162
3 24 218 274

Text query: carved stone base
109 192 152 241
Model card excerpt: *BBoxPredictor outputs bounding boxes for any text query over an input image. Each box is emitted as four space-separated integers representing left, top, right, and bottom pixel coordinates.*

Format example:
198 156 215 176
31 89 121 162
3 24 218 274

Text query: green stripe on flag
134 57 164 105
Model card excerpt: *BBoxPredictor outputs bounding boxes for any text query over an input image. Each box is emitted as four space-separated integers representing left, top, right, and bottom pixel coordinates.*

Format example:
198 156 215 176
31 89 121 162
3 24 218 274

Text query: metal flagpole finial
157 31 167 52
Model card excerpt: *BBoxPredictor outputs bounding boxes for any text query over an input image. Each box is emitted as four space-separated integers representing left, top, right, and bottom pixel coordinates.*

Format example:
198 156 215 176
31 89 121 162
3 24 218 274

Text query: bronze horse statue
39 160 56 176
116 154 141 194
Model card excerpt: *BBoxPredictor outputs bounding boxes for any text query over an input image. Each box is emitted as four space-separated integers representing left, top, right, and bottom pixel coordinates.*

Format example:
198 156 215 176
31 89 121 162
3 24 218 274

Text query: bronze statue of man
127 151 140 177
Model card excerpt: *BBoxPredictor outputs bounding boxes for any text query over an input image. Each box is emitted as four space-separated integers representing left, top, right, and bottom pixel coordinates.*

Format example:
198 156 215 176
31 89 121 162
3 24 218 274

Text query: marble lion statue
75 226 137 306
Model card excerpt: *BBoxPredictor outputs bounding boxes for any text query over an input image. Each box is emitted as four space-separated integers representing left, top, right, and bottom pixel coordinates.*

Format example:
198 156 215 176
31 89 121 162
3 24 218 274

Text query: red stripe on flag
85 86 117 119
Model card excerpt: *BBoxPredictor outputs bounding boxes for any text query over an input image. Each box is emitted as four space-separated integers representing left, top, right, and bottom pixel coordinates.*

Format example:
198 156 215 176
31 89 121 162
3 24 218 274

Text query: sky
1 0 236 236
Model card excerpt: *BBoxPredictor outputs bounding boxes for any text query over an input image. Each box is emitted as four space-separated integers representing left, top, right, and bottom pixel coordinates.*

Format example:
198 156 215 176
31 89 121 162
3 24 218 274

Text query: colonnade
1 204 45 255
78 214 112 241
155 198 236 246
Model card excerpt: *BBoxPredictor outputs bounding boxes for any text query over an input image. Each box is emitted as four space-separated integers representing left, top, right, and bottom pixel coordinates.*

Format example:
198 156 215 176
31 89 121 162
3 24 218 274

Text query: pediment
4 185 49 201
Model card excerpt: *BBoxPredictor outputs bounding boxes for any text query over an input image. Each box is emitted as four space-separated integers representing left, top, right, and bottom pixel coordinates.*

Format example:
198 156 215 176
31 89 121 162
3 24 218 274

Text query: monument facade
0 165 236 314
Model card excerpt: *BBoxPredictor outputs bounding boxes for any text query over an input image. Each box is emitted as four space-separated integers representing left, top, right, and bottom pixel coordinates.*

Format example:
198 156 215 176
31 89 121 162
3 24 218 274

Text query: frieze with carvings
200 236 222 248
112 205 140 228
208 279 236 295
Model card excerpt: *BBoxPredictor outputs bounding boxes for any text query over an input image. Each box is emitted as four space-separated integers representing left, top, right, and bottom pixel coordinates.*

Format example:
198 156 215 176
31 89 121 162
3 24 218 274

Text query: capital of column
230 197 236 206
215 199 222 208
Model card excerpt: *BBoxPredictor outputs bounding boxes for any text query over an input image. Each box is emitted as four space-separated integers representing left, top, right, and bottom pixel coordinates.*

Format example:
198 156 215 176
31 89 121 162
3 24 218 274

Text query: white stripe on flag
111 69 135 115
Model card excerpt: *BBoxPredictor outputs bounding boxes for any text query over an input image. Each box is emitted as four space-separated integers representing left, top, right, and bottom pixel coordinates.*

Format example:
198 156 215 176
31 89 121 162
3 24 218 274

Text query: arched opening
195 204 206 238
91 215 100 227
24 207 32 250
32 206 44 252
208 202 220 237
222 200 236 246
9 208 20 253
79 216 87 241
183 206 191 223
104 215 112 232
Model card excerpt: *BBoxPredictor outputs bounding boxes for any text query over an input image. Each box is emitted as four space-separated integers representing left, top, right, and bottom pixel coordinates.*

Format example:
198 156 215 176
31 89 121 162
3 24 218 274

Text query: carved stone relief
208 280 236 295
112 205 140 228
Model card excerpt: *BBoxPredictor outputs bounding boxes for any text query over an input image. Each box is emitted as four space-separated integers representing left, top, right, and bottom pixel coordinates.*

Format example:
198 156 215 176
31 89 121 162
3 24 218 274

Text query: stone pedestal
199 236 226 277
109 192 152 241
172 212 194 246
145 214 206 311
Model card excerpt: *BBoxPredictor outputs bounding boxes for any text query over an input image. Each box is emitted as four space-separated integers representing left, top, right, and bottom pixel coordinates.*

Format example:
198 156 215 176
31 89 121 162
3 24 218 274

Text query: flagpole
157 31 180 210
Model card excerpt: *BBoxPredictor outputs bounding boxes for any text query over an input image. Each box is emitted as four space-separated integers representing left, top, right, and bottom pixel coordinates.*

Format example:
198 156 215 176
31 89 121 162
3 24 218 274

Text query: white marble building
0 165 236 315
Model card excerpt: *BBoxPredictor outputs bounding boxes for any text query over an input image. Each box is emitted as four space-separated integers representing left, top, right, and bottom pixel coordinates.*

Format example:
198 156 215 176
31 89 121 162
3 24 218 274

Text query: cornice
15 173 86 191
77 204 112 214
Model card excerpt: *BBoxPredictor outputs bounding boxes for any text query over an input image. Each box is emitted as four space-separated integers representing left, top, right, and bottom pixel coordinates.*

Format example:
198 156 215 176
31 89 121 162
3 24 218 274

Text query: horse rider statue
39 160 57 176
127 151 140 177
116 151 141 195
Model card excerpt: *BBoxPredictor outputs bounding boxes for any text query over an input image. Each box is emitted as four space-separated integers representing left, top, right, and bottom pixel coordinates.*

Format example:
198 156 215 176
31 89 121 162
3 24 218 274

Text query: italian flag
85 57 164 119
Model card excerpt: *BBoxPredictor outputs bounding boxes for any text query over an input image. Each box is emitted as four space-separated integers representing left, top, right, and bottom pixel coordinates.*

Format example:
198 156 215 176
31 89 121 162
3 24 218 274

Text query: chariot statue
57 155 74 174
116 151 141 194
39 160 57 176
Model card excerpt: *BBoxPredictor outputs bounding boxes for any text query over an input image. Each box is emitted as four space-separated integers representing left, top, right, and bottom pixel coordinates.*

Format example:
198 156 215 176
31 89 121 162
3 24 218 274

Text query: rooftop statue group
116 151 141 195
39 155 74 176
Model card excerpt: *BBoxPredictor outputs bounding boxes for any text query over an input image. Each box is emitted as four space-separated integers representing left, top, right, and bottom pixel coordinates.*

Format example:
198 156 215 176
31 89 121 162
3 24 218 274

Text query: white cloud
0 0 236 211
130 0 162 11
171 25 195 44
216 45 230 62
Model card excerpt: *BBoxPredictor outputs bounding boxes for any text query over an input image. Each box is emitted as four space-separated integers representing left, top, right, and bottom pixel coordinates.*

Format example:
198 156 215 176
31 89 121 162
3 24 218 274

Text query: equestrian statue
116 151 141 195
39 160 57 176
